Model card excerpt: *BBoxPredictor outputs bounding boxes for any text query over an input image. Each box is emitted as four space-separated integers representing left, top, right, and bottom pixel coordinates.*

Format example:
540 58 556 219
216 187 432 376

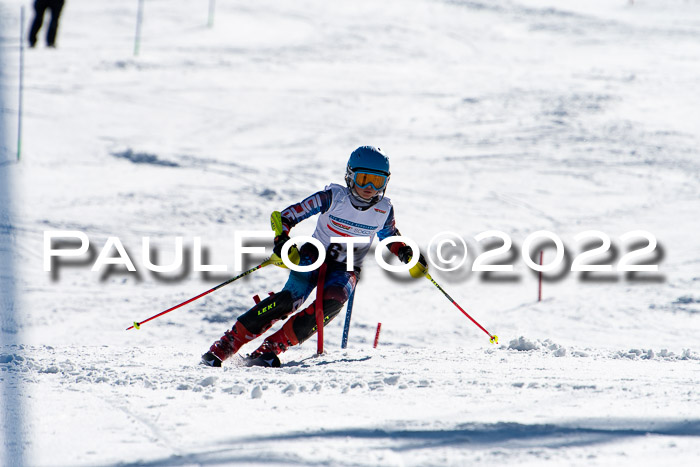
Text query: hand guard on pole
272 233 290 258
270 211 300 268
397 245 428 278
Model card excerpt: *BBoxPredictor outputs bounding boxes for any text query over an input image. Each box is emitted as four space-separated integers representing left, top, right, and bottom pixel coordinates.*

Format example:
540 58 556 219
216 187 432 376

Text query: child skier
201 146 427 367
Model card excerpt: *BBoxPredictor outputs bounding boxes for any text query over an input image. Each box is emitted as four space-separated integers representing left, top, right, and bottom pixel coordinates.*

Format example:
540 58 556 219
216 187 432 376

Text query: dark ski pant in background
29 0 65 47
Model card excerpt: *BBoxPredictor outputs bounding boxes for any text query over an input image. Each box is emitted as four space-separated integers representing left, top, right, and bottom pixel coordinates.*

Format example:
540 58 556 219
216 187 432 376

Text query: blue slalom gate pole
341 286 356 349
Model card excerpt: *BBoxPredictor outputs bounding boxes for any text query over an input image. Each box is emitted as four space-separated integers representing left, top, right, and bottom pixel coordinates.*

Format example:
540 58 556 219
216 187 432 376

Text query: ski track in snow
1 0 700 465
2 342 700 466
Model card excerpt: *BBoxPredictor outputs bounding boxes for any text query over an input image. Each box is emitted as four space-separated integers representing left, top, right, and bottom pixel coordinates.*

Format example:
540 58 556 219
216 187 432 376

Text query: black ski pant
29 0 65 47
237 245 358 351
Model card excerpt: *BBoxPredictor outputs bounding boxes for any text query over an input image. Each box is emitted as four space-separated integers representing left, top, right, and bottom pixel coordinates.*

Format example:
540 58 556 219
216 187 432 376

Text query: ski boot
201 321 256 367
245 350 281 368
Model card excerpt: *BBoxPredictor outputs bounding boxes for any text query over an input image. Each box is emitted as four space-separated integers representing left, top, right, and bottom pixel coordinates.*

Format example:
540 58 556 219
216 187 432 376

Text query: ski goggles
353 171 388 190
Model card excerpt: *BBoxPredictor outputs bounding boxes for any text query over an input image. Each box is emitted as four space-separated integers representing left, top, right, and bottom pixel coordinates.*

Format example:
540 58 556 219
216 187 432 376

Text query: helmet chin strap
352 186 372 200
349 185 384 208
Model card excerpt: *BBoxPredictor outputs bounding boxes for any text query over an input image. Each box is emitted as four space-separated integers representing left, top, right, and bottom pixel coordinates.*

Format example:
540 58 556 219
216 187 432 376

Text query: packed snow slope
1 0 699 465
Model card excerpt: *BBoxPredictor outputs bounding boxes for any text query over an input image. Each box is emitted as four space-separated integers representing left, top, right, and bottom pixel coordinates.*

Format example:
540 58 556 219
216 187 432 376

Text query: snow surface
1 0 699 465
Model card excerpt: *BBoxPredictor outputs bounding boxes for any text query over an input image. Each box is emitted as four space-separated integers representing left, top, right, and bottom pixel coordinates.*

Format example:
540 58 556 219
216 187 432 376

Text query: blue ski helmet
345 146 391 203
347 146 390 176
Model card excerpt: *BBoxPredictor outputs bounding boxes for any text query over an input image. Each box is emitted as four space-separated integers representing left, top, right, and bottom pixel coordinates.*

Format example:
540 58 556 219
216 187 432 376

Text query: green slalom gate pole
208 0 216 28
134 0 144 56
424 272 498 344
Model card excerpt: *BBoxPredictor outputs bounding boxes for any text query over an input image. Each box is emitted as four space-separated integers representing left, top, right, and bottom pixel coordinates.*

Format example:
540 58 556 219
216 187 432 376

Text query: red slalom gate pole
315 263 328 354
424 273 498 344
126 257 277 330
373 323 382 348
538 250 543 302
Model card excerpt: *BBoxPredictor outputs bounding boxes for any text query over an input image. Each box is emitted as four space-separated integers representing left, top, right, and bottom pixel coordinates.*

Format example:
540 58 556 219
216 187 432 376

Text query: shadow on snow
101 419 700 466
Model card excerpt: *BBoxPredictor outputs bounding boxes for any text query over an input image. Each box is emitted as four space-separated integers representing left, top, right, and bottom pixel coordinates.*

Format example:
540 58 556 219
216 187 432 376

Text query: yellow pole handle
269 211 300 267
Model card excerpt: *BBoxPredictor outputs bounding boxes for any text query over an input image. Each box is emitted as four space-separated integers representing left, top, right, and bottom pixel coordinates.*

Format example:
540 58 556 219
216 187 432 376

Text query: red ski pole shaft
373 322 382 348
126 258 274 330
424 273 498 344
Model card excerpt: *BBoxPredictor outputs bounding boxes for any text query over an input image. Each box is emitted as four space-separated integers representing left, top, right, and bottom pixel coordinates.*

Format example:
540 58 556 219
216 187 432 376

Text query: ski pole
128 210 300 330
341 285 356 349
424 273 498 344
126 256 278 330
